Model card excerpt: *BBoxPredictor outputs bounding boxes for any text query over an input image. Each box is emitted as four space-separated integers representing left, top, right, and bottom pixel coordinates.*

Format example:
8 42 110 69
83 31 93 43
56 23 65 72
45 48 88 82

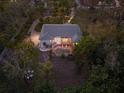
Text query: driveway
51 57 87 88
40 52 88 88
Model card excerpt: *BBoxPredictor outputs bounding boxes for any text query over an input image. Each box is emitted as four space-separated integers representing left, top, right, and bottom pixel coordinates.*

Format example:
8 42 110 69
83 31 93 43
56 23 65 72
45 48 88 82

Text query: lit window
75 42 78 45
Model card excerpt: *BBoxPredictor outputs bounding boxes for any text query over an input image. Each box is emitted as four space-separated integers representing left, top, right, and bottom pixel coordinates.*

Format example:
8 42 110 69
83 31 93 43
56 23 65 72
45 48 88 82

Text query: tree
0 0 11 12
110 38 124 93
80 65 117 93
0 42 54 93
74 36 97 70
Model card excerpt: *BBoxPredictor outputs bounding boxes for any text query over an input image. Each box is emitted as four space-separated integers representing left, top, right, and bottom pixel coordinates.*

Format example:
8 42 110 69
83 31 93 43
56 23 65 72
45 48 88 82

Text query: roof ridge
43 24 78 26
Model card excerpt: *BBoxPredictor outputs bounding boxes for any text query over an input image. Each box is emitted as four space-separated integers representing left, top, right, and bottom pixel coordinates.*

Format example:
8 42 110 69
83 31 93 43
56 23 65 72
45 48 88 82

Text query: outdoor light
24 69 34 81
75 42 78 45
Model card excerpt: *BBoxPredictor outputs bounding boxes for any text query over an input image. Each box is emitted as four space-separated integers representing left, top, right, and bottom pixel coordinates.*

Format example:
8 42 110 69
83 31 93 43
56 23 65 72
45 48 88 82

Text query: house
39 24 82 56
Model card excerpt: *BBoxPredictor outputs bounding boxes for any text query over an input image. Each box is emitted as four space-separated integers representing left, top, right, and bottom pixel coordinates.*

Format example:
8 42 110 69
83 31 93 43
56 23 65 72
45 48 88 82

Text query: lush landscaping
0 0 124 93
73 7 124 93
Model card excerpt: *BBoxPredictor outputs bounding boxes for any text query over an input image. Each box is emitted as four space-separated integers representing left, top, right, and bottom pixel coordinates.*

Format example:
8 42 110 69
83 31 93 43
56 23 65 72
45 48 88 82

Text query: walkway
30 31 40 46
28 19 40 46
115 0 121 7
67 8 75 23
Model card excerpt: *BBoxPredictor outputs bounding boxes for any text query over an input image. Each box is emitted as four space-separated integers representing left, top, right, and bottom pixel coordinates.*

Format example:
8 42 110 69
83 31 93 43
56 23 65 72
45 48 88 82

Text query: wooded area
0 0 124 93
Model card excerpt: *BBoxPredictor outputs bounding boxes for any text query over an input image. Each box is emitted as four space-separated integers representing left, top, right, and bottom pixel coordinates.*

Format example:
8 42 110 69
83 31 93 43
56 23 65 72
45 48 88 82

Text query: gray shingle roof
40 24 82 42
